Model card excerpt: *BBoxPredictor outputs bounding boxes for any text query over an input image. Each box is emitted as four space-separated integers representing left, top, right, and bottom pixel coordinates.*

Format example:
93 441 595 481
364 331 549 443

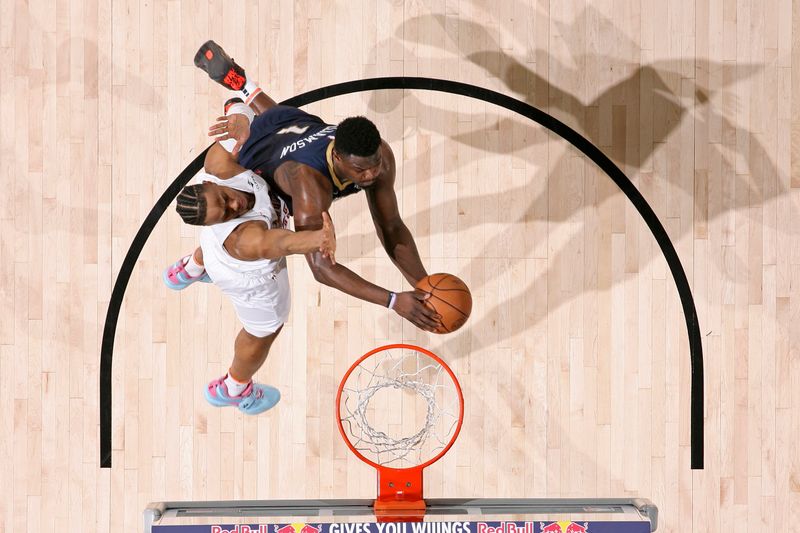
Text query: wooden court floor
1 1 799 532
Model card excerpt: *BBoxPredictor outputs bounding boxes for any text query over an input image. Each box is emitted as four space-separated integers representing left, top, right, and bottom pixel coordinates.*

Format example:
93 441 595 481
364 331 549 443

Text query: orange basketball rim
336 344 465 519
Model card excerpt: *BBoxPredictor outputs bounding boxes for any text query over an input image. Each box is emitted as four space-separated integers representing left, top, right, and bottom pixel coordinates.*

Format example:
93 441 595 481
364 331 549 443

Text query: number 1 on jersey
277 125 310 135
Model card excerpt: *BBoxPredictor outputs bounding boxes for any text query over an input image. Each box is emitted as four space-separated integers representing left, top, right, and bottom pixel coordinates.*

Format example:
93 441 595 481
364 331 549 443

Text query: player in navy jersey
186 40 442 332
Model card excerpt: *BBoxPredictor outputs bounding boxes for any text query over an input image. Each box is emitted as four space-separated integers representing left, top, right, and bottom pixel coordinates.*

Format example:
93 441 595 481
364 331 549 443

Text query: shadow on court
334 8 783 369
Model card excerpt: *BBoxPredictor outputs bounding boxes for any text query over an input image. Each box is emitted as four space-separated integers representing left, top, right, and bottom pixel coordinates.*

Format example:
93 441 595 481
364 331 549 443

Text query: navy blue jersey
237 105 362 214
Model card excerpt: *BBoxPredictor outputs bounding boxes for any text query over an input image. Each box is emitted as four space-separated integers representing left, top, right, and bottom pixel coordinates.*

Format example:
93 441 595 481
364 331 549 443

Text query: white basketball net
338 347 462 468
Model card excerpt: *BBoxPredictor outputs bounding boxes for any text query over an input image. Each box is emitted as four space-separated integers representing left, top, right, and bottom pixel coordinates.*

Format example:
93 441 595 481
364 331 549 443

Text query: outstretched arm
230 212 336 263
289 167 440 332
365 144 428 286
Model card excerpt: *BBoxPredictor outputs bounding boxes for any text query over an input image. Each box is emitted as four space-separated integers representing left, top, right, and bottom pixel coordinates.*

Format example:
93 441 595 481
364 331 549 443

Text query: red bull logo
539 522 588 533
274 524 322 533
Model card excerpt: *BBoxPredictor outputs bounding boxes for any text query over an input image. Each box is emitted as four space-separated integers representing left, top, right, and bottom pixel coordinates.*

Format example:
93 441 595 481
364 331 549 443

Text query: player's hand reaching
209 113 251 156
318 212 336 264
392 290 442 332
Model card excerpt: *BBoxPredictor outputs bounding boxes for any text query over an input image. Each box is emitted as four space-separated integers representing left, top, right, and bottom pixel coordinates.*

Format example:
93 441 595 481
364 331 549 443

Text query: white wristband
218 102 255 153
388 292 397 309
225 101 255 124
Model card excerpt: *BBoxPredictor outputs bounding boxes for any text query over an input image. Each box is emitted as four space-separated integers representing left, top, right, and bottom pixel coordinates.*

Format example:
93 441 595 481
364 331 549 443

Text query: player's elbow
204 143 235 177
307 255 334 286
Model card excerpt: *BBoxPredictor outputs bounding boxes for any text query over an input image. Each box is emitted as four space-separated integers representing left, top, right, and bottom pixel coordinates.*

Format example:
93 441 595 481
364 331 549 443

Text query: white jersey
198 170 291 335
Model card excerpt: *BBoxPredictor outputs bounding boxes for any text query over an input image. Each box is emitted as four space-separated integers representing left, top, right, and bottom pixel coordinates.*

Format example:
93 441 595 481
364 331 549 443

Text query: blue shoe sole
238 386 281 415
204 384 237 407
204 382 281 414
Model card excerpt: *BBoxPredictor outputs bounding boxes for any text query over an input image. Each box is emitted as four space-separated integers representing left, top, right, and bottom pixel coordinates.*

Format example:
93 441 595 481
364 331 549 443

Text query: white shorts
212 265 291 337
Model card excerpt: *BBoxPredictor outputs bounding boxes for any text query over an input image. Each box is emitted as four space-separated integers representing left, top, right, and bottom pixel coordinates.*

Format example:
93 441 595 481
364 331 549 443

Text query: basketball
415 273 472 334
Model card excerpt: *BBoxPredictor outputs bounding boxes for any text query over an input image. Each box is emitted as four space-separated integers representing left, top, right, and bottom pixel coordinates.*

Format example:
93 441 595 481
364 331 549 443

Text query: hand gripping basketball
414 273 472 334
391 290 442 332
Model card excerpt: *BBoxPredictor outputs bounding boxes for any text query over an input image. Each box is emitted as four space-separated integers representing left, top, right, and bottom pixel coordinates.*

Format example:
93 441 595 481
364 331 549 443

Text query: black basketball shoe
194 40 247 91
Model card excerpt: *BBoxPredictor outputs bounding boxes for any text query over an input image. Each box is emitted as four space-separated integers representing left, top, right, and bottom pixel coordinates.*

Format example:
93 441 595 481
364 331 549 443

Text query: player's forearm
307 254 393 307
264 229 325 258
381 224 428 286
249 92 279 114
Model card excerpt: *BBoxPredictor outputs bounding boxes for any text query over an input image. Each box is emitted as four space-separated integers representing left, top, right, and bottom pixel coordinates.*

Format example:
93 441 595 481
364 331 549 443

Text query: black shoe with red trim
194 40 247 91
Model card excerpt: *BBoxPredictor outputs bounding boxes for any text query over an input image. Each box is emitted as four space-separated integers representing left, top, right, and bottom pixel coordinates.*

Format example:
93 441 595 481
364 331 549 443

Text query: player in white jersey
163 161 336 415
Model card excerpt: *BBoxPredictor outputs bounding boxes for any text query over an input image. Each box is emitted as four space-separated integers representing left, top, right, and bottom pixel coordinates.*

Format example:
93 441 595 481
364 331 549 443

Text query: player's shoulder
276 159 327 182
227 219 270 240
374 140 396 186
380 139 395 159
275 159 333 195
224 220 271 260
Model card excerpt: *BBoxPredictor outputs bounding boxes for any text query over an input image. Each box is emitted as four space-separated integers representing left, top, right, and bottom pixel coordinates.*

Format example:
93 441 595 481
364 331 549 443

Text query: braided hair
175 184 207 226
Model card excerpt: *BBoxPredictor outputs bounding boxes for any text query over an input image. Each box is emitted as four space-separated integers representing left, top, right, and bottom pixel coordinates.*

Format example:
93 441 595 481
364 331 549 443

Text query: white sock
183 254 205 277
224 372 250 397
237 79 262 105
